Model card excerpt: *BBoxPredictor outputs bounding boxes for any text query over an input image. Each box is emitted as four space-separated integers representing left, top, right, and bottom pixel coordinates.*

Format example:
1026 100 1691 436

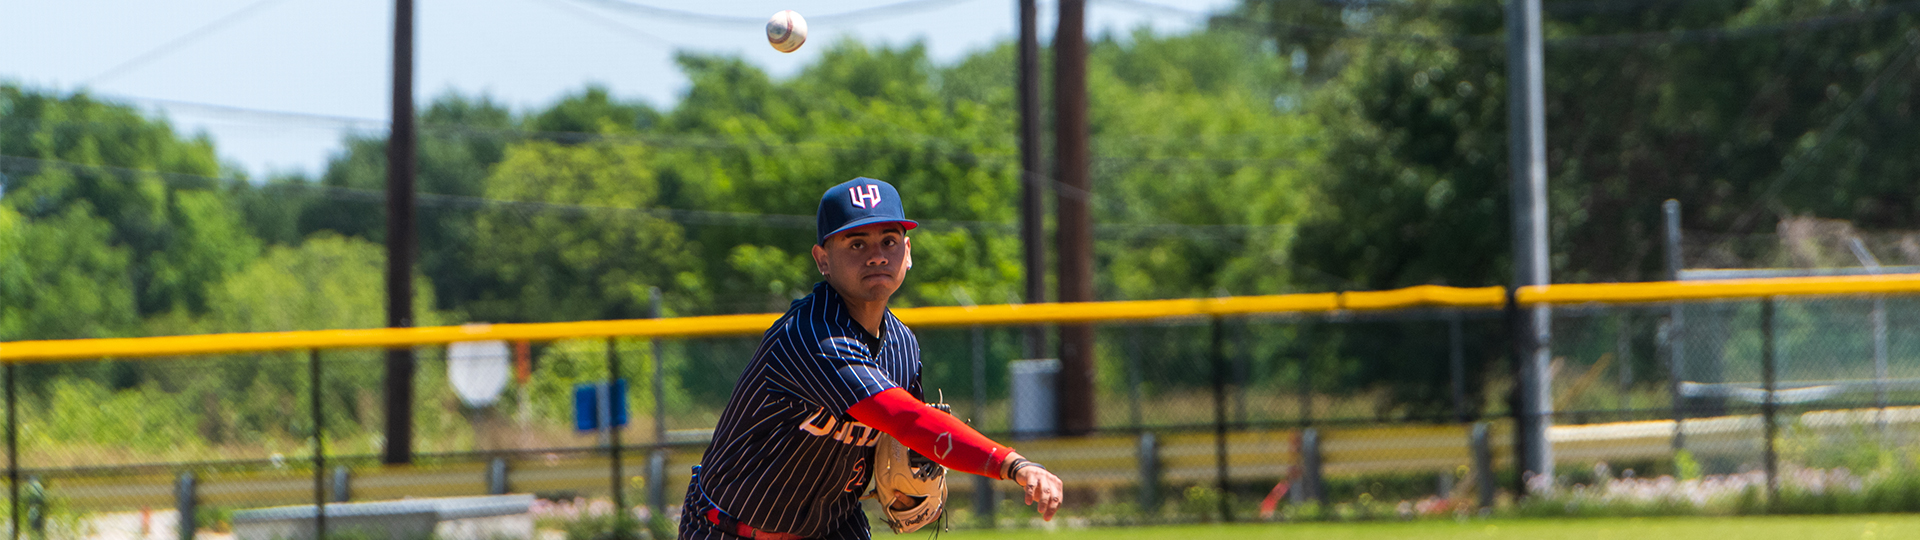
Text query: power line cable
1253 0 1757 18
1104 0 1920 48
0 153 1294 238
12 98 1317 160
529 0 672 46
110 95 391 130
564 0 983 27
86 0 299 85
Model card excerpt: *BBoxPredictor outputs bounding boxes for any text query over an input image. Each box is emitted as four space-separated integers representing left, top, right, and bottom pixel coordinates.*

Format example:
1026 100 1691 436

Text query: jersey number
844 458 867 493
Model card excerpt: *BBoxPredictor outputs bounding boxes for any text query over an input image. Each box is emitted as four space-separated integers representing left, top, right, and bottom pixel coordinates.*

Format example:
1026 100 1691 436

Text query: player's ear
903 237 912 271
812 243 830 275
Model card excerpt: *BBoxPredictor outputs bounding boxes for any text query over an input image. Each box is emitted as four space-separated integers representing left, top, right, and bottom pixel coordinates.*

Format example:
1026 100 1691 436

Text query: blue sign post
573 379 629 432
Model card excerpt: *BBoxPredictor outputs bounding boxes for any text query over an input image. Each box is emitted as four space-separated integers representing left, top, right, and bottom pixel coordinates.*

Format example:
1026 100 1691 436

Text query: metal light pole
1506 0 1553 490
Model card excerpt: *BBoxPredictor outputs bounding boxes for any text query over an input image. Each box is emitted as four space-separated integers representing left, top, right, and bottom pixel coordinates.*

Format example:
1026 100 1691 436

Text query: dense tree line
0 0 1915 450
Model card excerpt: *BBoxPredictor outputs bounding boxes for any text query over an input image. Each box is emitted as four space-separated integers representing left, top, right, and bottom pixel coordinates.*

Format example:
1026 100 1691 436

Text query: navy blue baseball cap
817 177 917 244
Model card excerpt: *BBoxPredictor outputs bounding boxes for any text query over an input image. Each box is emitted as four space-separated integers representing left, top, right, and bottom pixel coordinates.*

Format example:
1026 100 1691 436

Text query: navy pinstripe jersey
687 281 921 538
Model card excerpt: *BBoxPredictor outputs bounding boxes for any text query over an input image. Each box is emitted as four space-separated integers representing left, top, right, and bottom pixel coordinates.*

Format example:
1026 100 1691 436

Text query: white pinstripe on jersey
682 281 921 539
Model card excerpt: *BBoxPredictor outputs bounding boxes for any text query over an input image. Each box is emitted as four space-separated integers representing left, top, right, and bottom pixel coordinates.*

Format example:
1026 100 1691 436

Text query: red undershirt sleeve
847 387 1013 480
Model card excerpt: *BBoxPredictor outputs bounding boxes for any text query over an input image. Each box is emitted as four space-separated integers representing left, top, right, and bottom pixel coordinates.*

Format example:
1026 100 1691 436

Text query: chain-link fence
6 288 1920 538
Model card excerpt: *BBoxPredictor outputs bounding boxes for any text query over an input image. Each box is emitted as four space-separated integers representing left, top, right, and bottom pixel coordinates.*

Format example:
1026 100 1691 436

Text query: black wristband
1007 458 1045 480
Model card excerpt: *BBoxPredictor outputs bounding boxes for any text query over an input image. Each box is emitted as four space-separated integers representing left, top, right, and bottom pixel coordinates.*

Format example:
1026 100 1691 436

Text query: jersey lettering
797 407 883 446
684 281 922 539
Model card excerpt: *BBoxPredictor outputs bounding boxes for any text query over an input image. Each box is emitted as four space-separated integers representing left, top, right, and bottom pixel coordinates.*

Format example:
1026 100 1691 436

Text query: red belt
705 508 805 540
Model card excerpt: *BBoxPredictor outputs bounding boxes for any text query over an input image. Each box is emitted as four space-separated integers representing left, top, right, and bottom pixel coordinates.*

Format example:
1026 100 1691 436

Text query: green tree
1251 0 1919 414
470 139 692 322
0 204 137 341
295 92 518 316
661 43 1026 311
184 234 441 444
1087 30 1320 299
0 85 259 321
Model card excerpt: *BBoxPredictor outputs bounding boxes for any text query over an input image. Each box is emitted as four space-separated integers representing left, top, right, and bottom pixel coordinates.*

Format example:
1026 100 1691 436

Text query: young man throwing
680 177 1065 540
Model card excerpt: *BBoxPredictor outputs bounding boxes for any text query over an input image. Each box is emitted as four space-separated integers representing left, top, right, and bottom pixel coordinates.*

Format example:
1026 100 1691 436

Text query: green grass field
938 515 1918 539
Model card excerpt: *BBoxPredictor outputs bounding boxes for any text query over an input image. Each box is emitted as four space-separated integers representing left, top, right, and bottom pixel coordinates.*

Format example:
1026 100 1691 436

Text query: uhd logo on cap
818 177 917 244
850 184 882 208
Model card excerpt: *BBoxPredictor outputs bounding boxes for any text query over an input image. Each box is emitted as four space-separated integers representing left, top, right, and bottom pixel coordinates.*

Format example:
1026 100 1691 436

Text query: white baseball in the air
767 10 808 53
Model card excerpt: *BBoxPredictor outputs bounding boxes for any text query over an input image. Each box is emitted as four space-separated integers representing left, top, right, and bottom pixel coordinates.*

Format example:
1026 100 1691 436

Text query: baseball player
679 177 1066 540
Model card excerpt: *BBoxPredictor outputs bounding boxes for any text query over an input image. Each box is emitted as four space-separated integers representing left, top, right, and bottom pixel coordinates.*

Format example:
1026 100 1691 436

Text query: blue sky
0 0 1236 178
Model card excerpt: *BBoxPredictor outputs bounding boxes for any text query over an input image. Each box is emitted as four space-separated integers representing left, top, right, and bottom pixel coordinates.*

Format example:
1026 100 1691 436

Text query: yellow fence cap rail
0 314 782 363
11 273 1920 363
1518 274 1920 305
1341 285 1505 311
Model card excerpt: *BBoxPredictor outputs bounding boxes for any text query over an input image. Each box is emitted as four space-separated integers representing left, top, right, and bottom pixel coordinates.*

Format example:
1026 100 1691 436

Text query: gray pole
1506 0 1552 490
1449 313 1468 423
383 0 417 466
1208 317 1232 522
8 363 17 540
649 288 665 444
971 326 994 527
607 337 626 535
1761 298 1779 507
1873 297 1889 432
1127 331 1144 430
1663 200 1686 451
1848 238 1891 431
311 349 327 538
647 288 668 522
1616 313 1632 412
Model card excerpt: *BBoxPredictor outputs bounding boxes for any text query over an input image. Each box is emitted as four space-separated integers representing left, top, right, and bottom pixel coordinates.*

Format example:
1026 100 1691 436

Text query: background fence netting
10 281 1920 537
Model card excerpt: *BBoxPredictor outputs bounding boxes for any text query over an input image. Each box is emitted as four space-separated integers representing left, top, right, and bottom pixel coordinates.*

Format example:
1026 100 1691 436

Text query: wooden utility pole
384 0 418 466
1019 0 1047 359
1054 0 1095 436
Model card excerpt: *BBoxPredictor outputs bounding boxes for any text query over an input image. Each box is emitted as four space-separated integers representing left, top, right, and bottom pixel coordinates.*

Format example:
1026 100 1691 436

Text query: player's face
813 223 911 303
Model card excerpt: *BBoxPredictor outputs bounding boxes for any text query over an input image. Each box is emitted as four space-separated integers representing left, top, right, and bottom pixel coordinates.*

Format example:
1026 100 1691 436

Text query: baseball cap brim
820 217 919 244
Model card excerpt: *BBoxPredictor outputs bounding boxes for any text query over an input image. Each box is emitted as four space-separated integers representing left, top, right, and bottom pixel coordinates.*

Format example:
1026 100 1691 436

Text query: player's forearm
847 388 1014 479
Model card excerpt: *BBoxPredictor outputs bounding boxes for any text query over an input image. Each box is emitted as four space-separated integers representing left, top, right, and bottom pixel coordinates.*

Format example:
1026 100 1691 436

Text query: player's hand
1014 462 1063 521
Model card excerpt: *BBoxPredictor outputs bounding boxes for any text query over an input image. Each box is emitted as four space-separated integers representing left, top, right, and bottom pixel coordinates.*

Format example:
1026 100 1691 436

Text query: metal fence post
1504 286 1528 497
607 337 627 537
1298 322 1313 427
488 457 509 495
311 349 326 539
175 472 196 540
1617 312 1633 412
1471 422 1494 510
971 326 994 528
7 361 17 540
1449 313 1469 423
646 452 666 520
1209 317 1232 522
1873 296 1889 434
1232 323 1248 426
1126 330 1143 431
1660 316 1686 452
1136 432 1160 512
1761 298 1779 509
1298 427 1324 506
331 466 350 502
1663 200 1688 453
648 288 668 522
